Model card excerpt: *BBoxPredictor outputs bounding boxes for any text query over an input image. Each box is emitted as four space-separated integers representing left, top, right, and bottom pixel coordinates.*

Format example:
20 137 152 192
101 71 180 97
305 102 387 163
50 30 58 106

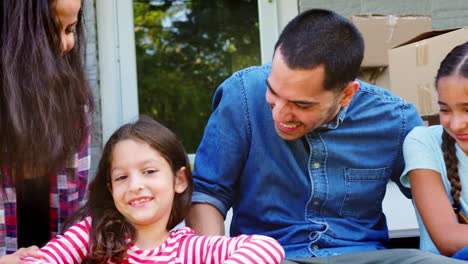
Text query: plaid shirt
0 132 90 255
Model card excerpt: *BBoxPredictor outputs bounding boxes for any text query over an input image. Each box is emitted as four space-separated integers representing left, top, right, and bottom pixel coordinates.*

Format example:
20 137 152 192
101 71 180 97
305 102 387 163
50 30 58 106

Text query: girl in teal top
401 42 468 260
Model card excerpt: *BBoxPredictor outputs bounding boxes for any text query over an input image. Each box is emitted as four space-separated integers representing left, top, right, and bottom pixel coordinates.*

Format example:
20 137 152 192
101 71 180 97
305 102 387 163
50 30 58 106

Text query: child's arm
0 246 44 264
22 217 92 264
410 169 468 256
180 233 285 264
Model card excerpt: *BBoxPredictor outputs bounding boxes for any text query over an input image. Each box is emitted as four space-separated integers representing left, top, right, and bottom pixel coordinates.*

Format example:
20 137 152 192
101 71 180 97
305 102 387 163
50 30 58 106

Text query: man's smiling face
266 49 347 141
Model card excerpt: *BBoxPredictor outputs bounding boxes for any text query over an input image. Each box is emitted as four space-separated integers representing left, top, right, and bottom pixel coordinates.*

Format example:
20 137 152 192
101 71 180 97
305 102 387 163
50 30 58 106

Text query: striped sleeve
179 233 285 264
22 217 92 264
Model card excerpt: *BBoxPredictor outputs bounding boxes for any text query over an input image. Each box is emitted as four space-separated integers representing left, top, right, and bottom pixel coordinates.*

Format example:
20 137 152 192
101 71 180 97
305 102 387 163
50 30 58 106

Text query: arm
392 103 424 198
190 73 252 235
182 234 285 264
410 169 468 256
0 246 44 264
22 217 91 264
186 203 225 236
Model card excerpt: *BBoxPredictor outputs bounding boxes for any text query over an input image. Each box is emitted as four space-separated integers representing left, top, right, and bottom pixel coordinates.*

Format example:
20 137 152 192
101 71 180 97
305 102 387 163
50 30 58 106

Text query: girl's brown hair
0 0 93 180
64 116 193 263
435 42 468 207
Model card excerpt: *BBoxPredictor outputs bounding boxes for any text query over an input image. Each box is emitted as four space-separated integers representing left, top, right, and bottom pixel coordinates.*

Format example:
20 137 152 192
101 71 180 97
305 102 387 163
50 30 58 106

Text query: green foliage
133 0 260 152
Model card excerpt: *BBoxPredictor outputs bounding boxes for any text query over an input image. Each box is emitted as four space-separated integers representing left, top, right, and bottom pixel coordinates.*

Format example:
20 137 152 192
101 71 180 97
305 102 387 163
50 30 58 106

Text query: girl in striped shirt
23 116 284 264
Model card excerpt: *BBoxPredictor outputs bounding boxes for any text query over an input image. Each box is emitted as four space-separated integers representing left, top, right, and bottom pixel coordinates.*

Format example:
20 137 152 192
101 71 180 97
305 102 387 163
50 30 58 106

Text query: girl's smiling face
109 139 187 231
437 75 468 155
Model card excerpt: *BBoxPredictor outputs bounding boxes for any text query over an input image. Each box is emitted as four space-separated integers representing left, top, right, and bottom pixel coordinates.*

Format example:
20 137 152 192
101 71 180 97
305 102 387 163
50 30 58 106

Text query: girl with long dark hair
401 42 468 260
23 116 284 264
0 0 93 260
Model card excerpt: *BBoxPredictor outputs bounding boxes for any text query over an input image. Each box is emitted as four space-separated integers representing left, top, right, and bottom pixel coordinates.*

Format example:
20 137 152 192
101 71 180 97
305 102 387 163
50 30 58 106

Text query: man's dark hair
274 9 364 92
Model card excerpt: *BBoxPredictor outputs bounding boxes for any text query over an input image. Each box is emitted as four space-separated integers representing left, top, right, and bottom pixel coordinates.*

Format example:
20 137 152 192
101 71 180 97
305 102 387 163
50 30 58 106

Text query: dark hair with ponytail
441 130 461 204
435 42 468 211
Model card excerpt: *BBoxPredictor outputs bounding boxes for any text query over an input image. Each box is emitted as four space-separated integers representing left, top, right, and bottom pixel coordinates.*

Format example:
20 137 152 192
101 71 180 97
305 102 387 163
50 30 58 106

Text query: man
187 9 463 263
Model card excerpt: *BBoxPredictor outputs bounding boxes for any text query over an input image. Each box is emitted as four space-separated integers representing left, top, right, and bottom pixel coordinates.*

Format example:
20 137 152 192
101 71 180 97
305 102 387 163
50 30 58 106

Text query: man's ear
339 81 359 107
175 167 189 194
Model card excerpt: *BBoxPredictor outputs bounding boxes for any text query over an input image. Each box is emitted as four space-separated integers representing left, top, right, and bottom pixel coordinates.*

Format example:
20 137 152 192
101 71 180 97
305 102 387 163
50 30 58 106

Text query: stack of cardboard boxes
350 14 468 123
389 27 468 119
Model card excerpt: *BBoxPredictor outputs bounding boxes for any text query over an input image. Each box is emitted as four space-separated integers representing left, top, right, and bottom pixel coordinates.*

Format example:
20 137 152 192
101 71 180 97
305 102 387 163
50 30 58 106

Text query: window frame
96 0 139 142
257 0 299 63
95 0 299 142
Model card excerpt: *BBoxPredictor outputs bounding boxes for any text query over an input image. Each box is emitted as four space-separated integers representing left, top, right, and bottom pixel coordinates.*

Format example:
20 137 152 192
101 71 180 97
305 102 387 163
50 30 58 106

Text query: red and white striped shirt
24 217 284 264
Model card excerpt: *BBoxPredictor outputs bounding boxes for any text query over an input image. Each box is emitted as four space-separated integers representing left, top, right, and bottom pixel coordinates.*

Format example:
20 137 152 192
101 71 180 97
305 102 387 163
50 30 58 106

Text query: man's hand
0 246 44 264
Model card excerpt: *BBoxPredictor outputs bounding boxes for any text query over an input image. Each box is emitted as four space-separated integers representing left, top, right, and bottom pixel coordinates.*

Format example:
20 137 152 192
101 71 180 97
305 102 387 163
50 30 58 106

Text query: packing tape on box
386 15 398 43
417 82 435 115
415 41 428 66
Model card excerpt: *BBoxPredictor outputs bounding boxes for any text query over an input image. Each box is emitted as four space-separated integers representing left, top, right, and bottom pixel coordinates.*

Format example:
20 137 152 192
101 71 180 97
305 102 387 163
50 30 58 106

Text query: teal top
401 125 468 254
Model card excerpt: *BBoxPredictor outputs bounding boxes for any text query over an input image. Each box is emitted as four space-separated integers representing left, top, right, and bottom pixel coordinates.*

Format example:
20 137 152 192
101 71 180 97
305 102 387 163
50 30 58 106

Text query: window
133 0 260 152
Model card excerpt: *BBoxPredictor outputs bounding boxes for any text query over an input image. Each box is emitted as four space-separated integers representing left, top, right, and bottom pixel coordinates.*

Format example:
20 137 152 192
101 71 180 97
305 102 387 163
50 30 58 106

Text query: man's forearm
186 203 226 236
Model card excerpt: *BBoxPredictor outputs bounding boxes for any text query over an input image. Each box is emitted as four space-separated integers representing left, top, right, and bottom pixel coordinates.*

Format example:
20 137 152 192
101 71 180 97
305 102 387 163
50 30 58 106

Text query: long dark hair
0 0 93 180
64 116 193 263
435 42 468 206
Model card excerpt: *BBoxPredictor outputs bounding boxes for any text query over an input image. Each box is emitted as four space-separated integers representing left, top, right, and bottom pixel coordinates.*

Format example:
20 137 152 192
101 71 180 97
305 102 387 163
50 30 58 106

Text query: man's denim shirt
192 64 423 258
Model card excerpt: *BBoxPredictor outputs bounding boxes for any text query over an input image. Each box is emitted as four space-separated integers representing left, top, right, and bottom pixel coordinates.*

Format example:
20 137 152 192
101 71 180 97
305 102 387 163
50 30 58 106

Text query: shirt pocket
340 167 388 219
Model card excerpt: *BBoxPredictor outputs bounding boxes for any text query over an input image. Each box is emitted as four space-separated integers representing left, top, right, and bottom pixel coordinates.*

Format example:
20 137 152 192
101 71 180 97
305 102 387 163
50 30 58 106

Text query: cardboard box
388 27 468 116
350 15 432 67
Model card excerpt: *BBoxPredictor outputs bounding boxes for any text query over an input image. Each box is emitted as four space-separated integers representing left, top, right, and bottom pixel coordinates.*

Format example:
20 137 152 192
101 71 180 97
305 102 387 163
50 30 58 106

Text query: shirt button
312 245 319 250
313 201 320 206
313 162 320 169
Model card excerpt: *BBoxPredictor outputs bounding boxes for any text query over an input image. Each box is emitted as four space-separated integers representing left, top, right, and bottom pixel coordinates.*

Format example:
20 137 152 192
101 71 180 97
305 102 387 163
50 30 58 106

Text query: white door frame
95 0 139 142
257 0 299 64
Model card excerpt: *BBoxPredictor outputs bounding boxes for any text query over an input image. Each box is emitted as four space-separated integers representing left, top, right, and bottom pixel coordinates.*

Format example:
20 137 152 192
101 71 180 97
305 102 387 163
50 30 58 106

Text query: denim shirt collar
317 106 348 130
